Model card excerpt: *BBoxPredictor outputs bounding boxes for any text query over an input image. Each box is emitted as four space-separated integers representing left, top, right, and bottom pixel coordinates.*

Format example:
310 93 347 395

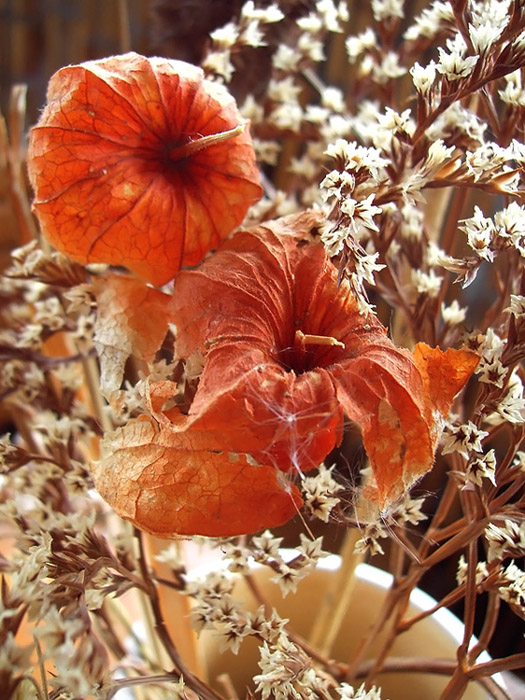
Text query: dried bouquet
1 1 525 699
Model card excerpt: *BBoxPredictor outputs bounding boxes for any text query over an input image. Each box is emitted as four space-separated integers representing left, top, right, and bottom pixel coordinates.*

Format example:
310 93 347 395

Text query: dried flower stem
308 529 363 655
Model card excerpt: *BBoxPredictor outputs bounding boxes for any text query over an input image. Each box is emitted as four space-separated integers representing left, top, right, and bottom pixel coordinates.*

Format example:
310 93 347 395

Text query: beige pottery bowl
195 555 501 700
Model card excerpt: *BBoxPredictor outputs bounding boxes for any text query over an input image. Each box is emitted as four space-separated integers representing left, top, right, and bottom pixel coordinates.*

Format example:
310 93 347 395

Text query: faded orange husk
27 52 262 286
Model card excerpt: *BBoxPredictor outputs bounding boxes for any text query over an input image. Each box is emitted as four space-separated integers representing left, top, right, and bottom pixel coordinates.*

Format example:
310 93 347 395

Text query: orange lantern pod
92 211 480 537
27 52 263 286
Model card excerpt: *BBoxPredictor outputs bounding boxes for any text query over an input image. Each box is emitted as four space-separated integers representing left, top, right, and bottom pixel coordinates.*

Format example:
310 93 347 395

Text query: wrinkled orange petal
27 52 262 286
412 342 480 419
93 274 175 393
92 417 302 537
168 211 480 507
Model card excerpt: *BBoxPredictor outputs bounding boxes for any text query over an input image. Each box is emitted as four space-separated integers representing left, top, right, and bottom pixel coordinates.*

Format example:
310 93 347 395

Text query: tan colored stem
169 124 245 161
308 528 363 655
295 330 345 349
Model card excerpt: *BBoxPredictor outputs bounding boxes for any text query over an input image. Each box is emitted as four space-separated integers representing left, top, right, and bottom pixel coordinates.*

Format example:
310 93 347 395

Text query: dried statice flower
302 464 343 521
403 1 454 41
456 556 490 587
441 421 489 459
485 519 525 561
436 33 479 81
497 561 525 617
338 682 384 700
441 300 467 326
410 60 437 94
354 521 388 557
254 636 327 700
465 449 497 487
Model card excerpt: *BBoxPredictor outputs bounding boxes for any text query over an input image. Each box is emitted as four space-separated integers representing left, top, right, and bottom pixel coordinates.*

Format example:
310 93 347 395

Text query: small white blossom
241 1 284 23
436 33 478 81
240 19 266 47
255 637 325 700
400 202 424 239
341 194 383 233
209 22 239 48
466 141 518 183
254 139 281 166
498 562 525 614
316 0 349 32
465 449 497 486
456 555 489 586
426 102 486 144
372 0 404 22
412 268 443 298
389 494 427 526
302 465 343 521
374 107 415 150
441 421 488 459
460 206 496 262
297 13 324 33
273 44 301 71
338 683 384 700
494 372 525 424
202 50 235 81
373 51 406 84
499 69 525 106
346 28 376 60
494 201 525 256
404 1 454 41
240 94 264 123
298 34 325 62
270 103 303 131
441 300 467 325
486 520 525 560
268 77 302 103
469 20 501 53
321 86 345 112
477 356 507 389
507 295 525 317
324 140 389 179
410 60 437 94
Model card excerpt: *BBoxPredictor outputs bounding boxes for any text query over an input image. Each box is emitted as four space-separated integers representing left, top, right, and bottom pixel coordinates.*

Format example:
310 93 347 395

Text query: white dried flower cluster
346 28 377 62
302 464 343 521
410 60 437 95
436 33 479 81
475 329 507 389
338 683 384 700
486 371 525 425
254 635 326 700
485 519 525 561
354 521 388 556
186 570 283 653
315 0 349 33
499 69 525 106
266 536 328 596
441 421 489 459
412 267 443 298
497 562 525 615
387 494 428 526
456 555 489 586
403 1 454 41
465 449 497 486
203 1 284 80
507 294 525 317
460 206 496 262
426 102 487 144
441 300 467 326
371 0 404 22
